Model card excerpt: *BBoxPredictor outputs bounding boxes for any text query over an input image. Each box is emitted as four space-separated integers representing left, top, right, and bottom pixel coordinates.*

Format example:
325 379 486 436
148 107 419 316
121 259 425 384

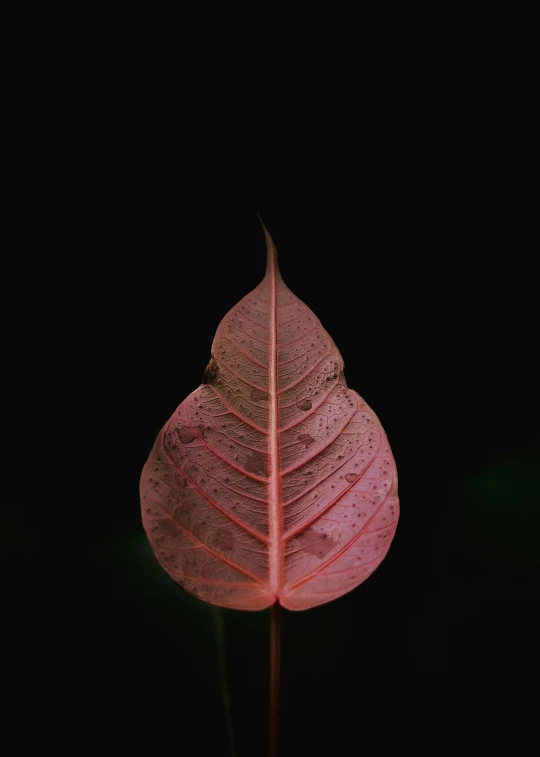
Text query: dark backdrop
3 20 537 756
13 104 535 750
63 187 538 755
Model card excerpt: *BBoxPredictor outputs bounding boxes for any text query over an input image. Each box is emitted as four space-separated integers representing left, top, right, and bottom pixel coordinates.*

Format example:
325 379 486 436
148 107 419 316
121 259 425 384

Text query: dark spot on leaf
345 473 358 483
177 427 196 444
296 399 312 411
202 357 219 385
245 452 269 476
210 530 235 552
293 527 336 558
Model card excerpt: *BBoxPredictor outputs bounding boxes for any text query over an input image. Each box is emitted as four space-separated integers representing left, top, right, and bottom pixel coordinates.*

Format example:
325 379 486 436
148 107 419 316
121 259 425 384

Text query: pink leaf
140 221 399 611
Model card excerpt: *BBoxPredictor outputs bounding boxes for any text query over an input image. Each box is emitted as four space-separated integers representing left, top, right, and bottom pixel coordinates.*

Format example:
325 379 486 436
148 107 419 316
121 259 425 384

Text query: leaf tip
257 213 282 281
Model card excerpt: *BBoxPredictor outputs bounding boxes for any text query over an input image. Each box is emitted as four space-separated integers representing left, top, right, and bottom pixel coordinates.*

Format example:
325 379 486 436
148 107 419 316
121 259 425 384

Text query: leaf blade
140 222 399 610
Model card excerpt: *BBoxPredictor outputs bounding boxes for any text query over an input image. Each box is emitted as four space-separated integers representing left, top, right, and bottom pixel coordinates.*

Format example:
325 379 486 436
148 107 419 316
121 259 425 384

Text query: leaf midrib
268 247 282 598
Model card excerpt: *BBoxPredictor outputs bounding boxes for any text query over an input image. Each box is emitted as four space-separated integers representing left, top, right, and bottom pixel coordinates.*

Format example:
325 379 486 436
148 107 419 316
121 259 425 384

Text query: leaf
140 221 399 611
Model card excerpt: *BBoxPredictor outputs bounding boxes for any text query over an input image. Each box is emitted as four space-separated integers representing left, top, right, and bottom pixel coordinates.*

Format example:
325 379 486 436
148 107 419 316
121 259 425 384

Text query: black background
12 71 538 752
72 189 537 755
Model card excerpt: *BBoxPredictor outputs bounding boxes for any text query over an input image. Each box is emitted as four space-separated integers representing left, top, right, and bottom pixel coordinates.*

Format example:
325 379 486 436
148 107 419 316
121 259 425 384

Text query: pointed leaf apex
257 214 281 281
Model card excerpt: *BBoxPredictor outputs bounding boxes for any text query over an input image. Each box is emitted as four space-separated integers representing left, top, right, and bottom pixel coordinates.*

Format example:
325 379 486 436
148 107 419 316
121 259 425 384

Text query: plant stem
269 602 282 757
214 607 236 757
